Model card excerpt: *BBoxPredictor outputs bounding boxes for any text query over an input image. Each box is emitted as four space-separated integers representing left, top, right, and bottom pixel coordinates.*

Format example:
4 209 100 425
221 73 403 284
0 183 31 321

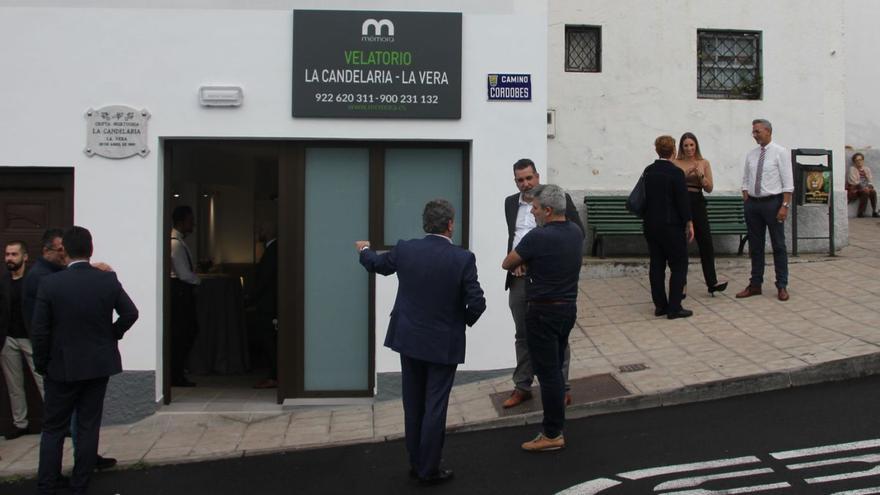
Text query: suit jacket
31 262 139 382
253 240 278 317
643 159 692 231
0 271 9 348
22 257 64 335
360 235 486 365
504 190 585 289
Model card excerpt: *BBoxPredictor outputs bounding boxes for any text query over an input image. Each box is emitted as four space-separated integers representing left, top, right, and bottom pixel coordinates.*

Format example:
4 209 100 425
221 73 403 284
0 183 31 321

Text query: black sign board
292 10 462 119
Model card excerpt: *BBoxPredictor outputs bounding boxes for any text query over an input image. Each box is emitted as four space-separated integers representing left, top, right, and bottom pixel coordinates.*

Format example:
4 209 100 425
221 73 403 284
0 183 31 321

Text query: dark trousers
744 196 788 289
645 225 689 312
255 312 277 379
508 276 571 392
856 189 877 216
400 354 456 478
170 279 198 382
38 376 109 494
688 192 718 287
525 302 576 439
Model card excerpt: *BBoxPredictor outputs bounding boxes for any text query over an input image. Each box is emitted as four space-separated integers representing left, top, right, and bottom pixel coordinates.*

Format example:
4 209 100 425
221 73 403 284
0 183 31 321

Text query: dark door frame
162 139 469 404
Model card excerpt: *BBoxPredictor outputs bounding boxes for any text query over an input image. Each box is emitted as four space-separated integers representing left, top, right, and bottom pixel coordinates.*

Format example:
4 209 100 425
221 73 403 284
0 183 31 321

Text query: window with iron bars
697 30 762 99
565 25 601 72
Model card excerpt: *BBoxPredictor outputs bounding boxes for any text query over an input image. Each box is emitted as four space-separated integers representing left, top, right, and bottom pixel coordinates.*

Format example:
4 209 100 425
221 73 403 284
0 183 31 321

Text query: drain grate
490 373 630 417
618 363 648 373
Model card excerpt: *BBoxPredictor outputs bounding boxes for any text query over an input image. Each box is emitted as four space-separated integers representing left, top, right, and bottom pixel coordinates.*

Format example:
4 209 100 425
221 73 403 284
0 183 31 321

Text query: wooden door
0 167 73 436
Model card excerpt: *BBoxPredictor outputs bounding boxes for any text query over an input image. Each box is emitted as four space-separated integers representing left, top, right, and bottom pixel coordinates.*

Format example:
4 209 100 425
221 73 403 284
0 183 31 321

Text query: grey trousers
1 337 45 429
508 276 570 392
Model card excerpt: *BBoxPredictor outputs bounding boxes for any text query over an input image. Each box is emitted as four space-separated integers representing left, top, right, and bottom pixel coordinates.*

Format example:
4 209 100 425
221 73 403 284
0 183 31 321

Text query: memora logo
362 18 395 43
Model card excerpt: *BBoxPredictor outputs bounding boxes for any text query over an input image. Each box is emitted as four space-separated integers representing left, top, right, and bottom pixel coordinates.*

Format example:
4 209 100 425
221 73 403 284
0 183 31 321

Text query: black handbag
626 167 649 218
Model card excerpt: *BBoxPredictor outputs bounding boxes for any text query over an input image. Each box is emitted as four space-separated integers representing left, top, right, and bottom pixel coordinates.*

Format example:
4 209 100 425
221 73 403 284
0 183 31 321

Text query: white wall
0 0 549 398
548 0 846 196
846 0 880 149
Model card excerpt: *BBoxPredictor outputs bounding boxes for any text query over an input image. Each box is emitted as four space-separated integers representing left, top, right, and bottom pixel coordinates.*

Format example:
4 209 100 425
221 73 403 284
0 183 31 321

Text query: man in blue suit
356 199 485 486
32 226 139 494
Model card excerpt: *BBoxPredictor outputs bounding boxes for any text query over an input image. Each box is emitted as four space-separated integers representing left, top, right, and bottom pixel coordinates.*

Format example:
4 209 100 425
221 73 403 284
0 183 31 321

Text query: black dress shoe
874 212 880 218
95 455 117 470
667 309 693 320
419 469 454 486
654 307 667 317
172 379 197 387
55 475 70 489
4 427 28 440
708 282 728 295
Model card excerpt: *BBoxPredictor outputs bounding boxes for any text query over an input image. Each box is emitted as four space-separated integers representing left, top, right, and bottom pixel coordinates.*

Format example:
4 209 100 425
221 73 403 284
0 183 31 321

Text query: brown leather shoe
521 433 565 452
253 378 278 389
735 286 762 298
777 288 790 301
565 392 572 407
502 389 533 408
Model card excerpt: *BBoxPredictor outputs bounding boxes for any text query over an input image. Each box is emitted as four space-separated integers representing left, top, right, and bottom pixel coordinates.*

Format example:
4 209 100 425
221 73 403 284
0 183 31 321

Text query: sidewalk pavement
3 219 880 478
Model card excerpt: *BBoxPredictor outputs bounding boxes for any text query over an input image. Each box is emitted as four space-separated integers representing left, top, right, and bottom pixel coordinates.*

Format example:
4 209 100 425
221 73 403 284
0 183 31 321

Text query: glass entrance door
302 148 371 392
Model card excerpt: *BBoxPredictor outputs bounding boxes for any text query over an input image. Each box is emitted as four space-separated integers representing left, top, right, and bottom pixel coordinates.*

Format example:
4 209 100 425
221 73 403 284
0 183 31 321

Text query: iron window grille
697 30 762 99
566 25 601 72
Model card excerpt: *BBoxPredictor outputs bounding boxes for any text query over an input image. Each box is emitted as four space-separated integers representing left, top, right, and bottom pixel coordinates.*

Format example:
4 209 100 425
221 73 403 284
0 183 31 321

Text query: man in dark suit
355 199 485 486
502 158 584 409
251 221 278 389
643 135 695 319
32 226 138 494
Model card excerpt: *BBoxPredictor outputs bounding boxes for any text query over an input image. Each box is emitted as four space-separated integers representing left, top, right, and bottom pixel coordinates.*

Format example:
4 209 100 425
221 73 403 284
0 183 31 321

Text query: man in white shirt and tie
501 159 584 409
170 205 201 387
736 119 794 302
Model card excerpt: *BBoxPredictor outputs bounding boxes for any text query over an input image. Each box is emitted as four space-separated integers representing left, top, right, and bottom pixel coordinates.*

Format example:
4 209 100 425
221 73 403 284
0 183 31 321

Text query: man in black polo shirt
502 184 583 452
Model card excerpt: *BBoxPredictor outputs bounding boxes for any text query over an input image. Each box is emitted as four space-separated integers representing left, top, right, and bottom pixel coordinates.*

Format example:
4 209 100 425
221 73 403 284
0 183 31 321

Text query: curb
3 353 878 481
450 352 880 434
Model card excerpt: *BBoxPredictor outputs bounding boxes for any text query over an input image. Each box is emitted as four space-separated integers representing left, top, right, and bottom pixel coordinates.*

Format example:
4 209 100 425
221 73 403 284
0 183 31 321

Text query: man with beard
1 240 44 439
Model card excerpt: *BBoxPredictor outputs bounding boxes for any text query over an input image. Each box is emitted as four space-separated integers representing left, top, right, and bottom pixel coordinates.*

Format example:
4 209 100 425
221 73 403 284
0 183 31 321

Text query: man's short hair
62 226 93 259
752 119 773 132
422 199 455 235
5 240 28 253
172 205 193 225
853 152 865 162
531 184 566 214
513 158 538 175
40 228 64 251
654 135 676 159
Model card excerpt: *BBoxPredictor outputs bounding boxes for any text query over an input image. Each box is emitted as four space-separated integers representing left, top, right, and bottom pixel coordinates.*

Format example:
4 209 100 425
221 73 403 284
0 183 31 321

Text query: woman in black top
674 132 728 296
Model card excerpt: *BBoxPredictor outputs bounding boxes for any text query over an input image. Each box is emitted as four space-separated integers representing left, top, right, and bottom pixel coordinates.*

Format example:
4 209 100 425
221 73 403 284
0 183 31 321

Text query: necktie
754 146 766 197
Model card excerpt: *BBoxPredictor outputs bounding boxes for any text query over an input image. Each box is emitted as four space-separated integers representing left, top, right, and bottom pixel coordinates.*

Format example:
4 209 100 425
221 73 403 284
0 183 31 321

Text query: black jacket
643 159 692 230
504 190 584 289
22 257 64 335
253 240 278 317
0 271 8 348
31 262 139 381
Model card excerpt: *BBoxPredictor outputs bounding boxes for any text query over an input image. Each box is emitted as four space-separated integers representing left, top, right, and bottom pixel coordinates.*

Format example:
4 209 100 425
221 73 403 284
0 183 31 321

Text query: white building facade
0 0 848 423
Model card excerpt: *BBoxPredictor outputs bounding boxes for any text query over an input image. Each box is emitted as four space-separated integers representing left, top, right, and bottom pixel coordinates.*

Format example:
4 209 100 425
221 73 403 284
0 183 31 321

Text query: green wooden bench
583 195 748 257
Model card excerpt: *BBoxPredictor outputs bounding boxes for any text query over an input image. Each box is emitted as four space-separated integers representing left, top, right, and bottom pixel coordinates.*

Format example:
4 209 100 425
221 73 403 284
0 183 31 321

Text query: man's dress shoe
418 469 454 486
502 389 532 408
667 309 694 320
735 286 762 298
95 455 117 470
654 307 667 317
777 288 790 301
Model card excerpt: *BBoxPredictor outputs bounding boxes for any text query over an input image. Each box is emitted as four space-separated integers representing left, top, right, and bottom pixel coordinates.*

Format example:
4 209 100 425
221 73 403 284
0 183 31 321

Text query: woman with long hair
674 132 727 295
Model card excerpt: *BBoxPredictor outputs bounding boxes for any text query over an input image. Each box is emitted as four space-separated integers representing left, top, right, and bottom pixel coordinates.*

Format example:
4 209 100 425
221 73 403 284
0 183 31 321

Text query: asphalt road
7 375 880 494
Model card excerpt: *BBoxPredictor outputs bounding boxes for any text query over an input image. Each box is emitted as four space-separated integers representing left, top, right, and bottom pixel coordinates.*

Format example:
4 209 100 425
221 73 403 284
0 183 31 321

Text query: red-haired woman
674 132 727 295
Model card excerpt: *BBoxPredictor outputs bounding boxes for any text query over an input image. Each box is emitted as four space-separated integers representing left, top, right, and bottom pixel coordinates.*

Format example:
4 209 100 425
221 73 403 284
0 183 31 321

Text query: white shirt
170 228 200 285
512 193 537 250
741 141 794 197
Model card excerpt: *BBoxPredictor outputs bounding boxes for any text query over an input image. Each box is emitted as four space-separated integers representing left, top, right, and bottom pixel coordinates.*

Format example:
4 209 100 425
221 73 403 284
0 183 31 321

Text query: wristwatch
782 202 791 208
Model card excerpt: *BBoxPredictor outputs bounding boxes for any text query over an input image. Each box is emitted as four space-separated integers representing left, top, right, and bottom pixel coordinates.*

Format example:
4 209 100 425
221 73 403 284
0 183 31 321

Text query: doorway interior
162 139 469 408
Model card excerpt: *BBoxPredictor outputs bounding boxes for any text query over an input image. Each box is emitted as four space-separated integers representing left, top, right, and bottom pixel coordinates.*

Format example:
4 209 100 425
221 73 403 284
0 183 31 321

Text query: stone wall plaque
85 105 150 159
